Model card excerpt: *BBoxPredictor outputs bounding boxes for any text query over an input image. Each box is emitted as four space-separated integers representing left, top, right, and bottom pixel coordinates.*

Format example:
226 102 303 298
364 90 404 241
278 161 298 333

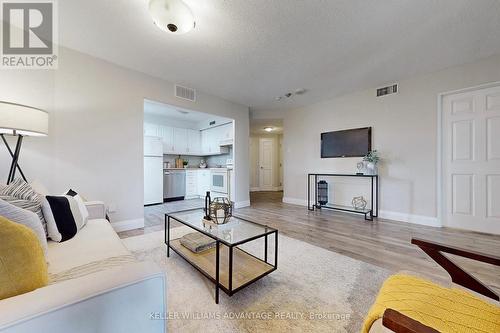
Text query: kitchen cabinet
187 129 201 154
159 125 174 154
144 122 231 156
185 170 198 199
200 124 231 155
144 123 159 137
220 123 233 141
197 169 211 197
201 128 214 154
144 136 163 156
173 128 188 154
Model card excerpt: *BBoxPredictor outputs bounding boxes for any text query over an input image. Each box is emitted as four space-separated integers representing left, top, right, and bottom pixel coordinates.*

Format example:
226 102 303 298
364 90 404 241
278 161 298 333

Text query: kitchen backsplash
164 147 232 168
206 147 233 167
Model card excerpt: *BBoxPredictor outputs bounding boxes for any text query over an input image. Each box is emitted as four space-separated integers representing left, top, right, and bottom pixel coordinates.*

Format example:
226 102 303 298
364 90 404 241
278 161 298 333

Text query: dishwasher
163 170 186 201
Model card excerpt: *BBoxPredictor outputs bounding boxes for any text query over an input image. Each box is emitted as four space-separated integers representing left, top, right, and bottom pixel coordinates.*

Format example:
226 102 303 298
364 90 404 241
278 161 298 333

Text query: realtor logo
1 0 58 68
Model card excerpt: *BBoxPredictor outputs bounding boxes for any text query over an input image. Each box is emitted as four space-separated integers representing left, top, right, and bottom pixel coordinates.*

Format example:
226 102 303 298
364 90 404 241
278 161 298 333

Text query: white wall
283 54 500 226
249 134 282 190
144 113 199 130
0 47 250 226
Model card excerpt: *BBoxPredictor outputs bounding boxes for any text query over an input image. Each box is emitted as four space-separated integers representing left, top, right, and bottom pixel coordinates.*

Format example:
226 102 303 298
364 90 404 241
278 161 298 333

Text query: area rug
122 228 391 332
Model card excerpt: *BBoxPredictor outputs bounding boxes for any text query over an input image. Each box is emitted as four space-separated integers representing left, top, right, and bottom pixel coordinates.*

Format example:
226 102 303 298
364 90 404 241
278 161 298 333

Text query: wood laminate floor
120 191 500 294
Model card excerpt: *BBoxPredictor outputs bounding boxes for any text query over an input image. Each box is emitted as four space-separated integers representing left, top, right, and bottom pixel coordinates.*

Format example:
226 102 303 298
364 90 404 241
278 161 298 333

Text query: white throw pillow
65 189 89 226
42 195 87 242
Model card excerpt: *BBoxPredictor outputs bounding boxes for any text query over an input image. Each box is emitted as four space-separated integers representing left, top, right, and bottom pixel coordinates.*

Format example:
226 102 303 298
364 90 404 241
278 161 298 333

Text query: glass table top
167 209 276 245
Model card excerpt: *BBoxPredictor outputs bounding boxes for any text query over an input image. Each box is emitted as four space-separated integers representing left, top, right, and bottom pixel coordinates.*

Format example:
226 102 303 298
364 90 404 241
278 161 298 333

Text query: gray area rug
122 228 391 332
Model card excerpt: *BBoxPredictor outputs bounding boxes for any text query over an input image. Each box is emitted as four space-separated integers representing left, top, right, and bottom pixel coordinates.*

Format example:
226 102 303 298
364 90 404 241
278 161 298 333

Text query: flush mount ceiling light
149 0 195 34
264 127 274 132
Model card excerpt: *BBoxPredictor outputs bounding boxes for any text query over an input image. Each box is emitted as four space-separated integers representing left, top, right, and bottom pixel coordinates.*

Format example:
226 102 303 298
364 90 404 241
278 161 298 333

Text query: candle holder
203 191 211 220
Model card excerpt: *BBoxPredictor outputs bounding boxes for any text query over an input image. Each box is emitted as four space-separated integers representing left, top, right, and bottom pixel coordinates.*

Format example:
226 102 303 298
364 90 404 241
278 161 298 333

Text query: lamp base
1 134 26 184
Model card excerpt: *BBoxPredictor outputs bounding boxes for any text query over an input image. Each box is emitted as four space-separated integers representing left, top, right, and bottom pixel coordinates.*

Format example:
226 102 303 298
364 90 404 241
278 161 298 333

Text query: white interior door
442 84 500 234
259 138 274 190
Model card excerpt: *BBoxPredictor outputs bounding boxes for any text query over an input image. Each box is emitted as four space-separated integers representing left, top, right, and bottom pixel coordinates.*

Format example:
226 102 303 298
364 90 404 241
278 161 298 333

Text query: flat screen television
321 127 372 158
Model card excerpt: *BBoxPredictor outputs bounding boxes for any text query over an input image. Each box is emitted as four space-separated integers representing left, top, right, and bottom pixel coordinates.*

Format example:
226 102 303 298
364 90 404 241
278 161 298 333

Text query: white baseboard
282 197 440 227
250 187 260 192
111 218 144 232
234 200 251 208
282 197 308 206
379 210 440 227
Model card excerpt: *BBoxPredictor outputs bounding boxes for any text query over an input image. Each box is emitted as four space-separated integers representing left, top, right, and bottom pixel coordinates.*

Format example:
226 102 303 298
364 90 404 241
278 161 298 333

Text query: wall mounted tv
321 127 372 158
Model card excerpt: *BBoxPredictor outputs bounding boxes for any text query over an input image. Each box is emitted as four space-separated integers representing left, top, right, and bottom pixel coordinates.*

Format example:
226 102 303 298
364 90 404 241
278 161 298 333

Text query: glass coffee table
165 209 278 304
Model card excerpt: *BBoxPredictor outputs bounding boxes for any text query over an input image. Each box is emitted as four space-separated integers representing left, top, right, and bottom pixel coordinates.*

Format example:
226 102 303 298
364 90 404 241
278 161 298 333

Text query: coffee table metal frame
165 209 278 304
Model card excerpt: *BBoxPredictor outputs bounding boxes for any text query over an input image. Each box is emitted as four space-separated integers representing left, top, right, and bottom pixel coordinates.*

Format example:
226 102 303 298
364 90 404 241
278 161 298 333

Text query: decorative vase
352 196 367 210
365 162 377 175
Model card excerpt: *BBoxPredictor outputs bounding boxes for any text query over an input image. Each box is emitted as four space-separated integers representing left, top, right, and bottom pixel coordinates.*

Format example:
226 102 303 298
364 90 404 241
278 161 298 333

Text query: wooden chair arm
411 238 499 301
382 309 440 333
411 238 500 266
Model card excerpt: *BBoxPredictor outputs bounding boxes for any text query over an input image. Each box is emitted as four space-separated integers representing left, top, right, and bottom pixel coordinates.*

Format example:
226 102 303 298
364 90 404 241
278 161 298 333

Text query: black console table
307 173 379 221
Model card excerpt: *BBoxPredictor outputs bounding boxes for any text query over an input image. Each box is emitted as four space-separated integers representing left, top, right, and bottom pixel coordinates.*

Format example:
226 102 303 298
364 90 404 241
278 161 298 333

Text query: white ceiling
144 99 231 124
59 0 500 111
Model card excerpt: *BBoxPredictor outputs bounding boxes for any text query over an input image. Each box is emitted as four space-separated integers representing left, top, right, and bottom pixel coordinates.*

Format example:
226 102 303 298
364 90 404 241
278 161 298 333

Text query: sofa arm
85 201 107 220
0 262 166 333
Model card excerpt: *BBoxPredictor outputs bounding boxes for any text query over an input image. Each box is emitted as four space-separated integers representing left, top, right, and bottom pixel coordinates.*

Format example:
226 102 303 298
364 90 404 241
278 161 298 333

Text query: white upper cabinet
200 123 232 155
159 125 174 154
187 129 201 154
144 123 159 137
220 122 233 141
201 128 214 154
144 121 231 156
173 128 188 154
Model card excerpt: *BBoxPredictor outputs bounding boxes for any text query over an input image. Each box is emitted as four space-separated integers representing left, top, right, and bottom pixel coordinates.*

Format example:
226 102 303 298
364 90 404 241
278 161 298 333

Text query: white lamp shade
0 101 48 136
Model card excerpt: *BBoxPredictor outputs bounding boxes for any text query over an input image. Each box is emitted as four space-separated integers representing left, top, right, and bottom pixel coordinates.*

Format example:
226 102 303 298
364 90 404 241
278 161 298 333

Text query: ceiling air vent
376 84 398 97
175 85 196 102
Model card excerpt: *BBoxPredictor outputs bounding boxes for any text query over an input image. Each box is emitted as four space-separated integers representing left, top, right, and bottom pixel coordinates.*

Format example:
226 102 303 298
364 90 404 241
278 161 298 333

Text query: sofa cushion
0 216 48 300
0 198 48 257
47 218 130 274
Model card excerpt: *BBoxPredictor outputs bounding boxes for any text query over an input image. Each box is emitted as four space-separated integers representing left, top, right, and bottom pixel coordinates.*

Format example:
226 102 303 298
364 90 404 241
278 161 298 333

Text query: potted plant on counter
363 150 379 175
183 160 189 169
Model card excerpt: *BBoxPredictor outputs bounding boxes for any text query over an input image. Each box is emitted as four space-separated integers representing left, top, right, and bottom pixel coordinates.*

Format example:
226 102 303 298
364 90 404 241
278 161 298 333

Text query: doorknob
260 166 263 169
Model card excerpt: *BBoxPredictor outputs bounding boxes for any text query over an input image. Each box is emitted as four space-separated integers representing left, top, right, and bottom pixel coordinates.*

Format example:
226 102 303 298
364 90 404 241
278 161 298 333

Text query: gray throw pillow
0 178 46 234
0 198 48 257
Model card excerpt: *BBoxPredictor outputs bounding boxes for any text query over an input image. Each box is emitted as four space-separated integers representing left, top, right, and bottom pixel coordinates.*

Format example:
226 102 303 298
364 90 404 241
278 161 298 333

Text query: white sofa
0 201 166 333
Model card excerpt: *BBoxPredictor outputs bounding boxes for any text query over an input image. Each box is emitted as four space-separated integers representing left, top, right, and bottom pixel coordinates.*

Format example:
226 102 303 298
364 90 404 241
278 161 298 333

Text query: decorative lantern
209 197 233 224
317 180 328 206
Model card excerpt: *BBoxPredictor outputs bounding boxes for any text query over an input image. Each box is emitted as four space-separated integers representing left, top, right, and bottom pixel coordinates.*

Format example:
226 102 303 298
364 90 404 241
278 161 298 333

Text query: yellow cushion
362 273 500 333
0 216 48 300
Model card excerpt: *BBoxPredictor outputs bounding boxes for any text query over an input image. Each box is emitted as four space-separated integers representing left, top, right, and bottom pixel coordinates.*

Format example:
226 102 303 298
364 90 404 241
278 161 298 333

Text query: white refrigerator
144 136 163 205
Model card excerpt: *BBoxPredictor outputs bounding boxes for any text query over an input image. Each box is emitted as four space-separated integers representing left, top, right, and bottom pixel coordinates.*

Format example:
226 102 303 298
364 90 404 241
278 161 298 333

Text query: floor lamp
0 101 49 184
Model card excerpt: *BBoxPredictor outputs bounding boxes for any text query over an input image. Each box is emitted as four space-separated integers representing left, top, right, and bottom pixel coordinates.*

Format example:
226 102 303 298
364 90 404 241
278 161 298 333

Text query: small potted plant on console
363 150 379 175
